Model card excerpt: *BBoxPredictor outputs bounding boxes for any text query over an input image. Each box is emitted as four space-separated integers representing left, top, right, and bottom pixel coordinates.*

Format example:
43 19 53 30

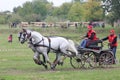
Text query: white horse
19 31 48 69
20 29 78 69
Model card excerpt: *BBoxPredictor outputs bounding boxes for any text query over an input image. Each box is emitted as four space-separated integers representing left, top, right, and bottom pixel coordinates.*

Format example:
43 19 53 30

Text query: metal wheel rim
70 57 82 69
99 52 114 67
81 52 97 69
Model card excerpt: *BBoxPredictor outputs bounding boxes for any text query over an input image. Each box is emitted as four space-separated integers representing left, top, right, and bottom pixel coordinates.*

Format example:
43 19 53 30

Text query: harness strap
33 38 44 47
32 37 62 53
47 37 51 54
33 37 51 54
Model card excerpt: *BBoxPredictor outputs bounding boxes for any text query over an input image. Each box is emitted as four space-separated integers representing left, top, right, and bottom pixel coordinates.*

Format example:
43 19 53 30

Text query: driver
80 23 98 48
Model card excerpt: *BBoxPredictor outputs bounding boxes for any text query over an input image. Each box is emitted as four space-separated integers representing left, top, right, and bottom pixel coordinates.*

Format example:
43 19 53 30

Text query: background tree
73 0 85 3
68 2 84 21
0 13 6 24
0 11 13 24
32 0 48 20
102 0 120 26
13 2 33 21
60 3 72 20
46 2 53 16
9 14 22 23
105 12 115 27
52 3 72 21
13 0 49 22
83 0 104 21
0 0 108 24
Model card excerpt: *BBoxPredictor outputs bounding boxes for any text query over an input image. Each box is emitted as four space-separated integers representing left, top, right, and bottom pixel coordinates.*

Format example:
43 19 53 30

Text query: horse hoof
38 61 42 65
51 67 55 70
44 65 48 69
58 61 64 66
51 64 56 70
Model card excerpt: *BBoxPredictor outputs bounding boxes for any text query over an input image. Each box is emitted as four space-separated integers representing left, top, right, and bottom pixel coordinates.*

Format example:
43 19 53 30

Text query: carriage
70 40 115 69
19 29 115 69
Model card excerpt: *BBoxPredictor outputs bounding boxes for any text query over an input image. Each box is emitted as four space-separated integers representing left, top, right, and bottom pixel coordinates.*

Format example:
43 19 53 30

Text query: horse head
22 29 32 39
20 29 43 44
18 29 30 44
19 31 27 44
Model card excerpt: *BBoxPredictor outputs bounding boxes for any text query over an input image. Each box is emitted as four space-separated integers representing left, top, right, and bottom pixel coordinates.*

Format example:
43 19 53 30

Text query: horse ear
22 28 26 32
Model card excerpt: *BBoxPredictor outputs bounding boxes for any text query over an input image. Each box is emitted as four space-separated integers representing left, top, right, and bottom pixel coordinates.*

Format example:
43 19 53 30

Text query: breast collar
33 37 44 47
31 37 51 54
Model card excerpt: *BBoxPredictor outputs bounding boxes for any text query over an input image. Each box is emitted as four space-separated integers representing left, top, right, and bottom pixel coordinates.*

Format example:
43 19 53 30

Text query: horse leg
33 52 41 65
53 52 64 66
53 54 57 64
42 52 51 67
33 52 48 69
58 55 67 66
42 54 46 63
57 48 71 65
41 54 48 69
51 53 59 67
30 45 41 64
51 53 62 69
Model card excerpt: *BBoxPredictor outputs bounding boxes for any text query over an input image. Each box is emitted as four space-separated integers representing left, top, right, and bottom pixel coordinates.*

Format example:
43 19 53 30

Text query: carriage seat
86 40 103 50
87 45 102 50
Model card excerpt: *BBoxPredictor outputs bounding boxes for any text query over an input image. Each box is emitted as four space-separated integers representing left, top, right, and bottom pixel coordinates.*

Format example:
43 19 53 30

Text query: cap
110 29 115 33
87 25 92 29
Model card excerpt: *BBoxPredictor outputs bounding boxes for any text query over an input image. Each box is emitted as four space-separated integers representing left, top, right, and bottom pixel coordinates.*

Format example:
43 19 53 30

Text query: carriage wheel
99 51 114 68
81 52 97 69
70 54 83 69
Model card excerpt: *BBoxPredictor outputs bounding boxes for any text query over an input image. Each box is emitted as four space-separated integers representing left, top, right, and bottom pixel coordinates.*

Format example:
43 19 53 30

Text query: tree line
0 0 120 27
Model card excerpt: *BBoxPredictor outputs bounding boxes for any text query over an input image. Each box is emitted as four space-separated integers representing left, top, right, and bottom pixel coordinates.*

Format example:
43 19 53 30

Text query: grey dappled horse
19 29 78 69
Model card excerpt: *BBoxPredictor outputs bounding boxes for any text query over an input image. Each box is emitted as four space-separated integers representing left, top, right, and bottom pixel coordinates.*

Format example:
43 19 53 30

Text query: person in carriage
101 29 118 63
80 22 99 48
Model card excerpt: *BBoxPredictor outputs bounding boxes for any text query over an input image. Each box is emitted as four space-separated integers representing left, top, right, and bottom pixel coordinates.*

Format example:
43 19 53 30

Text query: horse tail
68 39 78 56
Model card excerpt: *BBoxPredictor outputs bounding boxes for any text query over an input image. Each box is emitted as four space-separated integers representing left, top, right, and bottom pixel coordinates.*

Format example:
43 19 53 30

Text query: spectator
8 34 12 43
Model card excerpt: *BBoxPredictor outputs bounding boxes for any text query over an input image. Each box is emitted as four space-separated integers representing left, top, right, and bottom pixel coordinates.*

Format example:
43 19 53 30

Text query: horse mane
26 29 32 33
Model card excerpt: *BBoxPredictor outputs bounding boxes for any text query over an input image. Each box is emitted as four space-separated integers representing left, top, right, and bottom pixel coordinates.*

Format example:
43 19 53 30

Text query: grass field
0 25 120 80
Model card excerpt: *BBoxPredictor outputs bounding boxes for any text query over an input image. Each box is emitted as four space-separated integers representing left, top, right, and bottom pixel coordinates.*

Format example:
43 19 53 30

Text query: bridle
20 29 52 53
19 32 27 42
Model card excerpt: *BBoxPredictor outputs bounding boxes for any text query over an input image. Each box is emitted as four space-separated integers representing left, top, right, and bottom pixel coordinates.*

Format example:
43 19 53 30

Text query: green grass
0 25 120 80
2 69 120 80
